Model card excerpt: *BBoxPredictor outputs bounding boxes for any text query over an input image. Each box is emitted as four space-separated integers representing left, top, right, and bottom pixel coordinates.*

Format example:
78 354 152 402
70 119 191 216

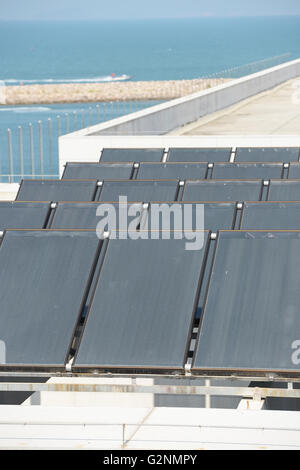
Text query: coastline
0 79 229 105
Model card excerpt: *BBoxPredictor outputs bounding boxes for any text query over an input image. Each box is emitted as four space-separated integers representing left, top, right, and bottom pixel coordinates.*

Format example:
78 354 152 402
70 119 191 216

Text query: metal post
110 101 113 120
81 110 85 129
89 106 92 126
29 123 35 178
73 111 77 131
103 102 106 121
65 113 69 134
48 118 52 177
18 126 24 180
7 129 13 183
96 104 100 122
57 115 61 138
38 120 43 178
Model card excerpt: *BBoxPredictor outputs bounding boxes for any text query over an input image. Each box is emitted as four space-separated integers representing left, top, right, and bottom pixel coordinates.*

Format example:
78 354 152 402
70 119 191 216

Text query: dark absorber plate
182 180 262 202
137 163 207 180
240 202 300 230
268 180 300 201
74 234 209 370
0 202 50 231
51 202 143 231
98 179 179 202
211 163 283 180
167 148 231 163
193 231 300 373
62 163 134 180
235 147 300 163
100 148 165 163
16 180 98 202
0 230 100 368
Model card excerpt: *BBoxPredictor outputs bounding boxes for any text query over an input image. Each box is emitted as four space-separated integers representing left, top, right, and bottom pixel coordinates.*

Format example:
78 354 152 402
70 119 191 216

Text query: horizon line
1 15 300 21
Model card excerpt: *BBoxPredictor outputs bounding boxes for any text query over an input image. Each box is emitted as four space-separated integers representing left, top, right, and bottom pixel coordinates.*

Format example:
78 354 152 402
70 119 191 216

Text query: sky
0 0 300 21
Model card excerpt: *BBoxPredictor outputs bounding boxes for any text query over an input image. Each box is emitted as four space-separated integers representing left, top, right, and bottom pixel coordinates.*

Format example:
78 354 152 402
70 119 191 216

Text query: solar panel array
1 146 300 376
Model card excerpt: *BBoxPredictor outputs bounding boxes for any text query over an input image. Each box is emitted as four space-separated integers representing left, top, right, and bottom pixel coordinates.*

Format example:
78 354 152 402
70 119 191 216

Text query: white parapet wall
1 405 300 449
58 58 300 175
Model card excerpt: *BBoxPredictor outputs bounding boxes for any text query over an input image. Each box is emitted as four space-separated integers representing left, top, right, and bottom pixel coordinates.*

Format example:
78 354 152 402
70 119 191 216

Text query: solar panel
0 230 100 368
182 180 262 202
235 147 300 162
74 234 209 370
167 148 231 162
98 180 179 202
100 148 164 162
62 163 134 180
137 163 207 180
17 180 98 202
240 202 300 230
288 163 300 179
0 202 50 231
143 202 236 232
211 163 283 180
193 231 300 373
268 180 300 201
51 202 143 230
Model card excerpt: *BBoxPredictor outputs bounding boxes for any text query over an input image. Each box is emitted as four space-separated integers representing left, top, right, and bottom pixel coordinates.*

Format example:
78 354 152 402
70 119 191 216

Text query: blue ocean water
0 17 300 180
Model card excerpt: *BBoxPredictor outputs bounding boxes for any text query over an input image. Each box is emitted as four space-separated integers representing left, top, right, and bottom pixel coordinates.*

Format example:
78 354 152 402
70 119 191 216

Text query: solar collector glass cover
0 202 50 231
98 179 179 202
193 231 300 373
268 180 300 201
182 180 262 202
74 234 209 369
240 202 300 230
137 162 207 180
0 230 100 367
235 147 300 163
51 202 143 231
211 163 283 180
167 148 231 162
100 148 164 163
63 163 134 180
16 180 98 202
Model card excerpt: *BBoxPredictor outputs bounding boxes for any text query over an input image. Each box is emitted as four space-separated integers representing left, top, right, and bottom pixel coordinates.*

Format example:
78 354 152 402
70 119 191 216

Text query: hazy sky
0 0 300 21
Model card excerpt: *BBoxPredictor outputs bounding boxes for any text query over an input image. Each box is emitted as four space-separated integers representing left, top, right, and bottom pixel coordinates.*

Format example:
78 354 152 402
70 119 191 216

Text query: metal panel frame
181 179 264 202
50 201 145 230
16 179 99 202
211 162 284 179
239 201 300 230
62 162 135 180
136 162 209 180
98 179 180 202
0 201 52 230
167 148 232 163
100 148 165 163
0 229 103 372
267 179 300 201
235 147 300 163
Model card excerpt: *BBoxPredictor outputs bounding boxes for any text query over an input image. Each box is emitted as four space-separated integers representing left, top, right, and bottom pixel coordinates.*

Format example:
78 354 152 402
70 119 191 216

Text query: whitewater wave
2 75 132 85
0 106 52 113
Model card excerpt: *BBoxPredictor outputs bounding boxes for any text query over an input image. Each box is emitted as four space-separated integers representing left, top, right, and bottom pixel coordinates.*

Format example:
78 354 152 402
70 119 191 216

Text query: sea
0 16 300 180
